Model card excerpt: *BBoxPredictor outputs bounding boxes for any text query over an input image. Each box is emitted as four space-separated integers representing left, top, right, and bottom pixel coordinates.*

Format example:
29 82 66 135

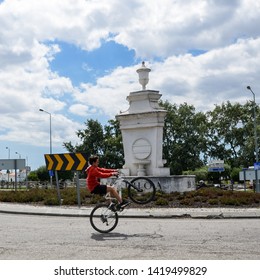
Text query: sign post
243 168 247 191
75 171 81 208
54 170 62 205
44 153 89 207
208 160 225 187
254 162 260 192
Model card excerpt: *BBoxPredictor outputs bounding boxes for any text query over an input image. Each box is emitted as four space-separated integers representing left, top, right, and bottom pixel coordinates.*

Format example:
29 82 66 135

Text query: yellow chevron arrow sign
64 153 74 170
54 154 63 170
44 153 89 171
45 154 54 170
76 153 87 170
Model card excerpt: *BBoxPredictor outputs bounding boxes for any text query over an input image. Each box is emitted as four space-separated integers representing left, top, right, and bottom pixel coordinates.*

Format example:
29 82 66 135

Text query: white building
0 169 28 182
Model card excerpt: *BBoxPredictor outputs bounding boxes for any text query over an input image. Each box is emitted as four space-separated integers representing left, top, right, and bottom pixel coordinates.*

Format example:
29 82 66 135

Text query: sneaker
108 203 117 212
118 199 131 210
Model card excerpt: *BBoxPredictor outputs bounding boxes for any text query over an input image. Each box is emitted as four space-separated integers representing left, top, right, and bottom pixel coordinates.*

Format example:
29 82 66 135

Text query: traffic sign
0 159 26 170
208 159 225 172
44 153 89 171
208 167 225 172
239 169 260 180
254 162 260 170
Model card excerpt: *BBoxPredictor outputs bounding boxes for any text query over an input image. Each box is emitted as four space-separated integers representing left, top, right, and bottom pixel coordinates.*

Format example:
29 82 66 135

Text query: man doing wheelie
86 155 130 210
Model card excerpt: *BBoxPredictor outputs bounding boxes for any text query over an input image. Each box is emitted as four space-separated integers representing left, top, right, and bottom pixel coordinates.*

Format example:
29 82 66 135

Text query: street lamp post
5 147 10 183
39 108 53 186
6 146 10 159
25 156 29 188
15 152 21 159
247 86 259 192
15 152 22 183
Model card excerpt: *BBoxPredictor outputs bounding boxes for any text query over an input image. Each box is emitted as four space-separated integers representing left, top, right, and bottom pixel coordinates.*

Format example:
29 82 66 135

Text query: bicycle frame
109 173 144 197
104 177 138 209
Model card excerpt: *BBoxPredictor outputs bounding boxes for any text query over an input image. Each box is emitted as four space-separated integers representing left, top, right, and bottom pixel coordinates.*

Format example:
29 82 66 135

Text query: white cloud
76 65 138 117
112 0 260 57
2 0 259 58
72 37 260 117
0 0 260 169
69 104 97 117
151 37 260 111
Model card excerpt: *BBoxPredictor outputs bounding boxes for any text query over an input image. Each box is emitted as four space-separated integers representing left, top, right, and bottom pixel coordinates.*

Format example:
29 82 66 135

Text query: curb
1 209 260 219
1 203 260 219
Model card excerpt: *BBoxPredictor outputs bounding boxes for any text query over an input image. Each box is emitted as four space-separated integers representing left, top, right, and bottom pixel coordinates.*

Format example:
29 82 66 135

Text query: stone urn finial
136 61 151 90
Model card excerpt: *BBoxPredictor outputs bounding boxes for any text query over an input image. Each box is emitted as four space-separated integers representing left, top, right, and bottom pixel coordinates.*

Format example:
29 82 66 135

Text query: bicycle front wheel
89 204 119 233
128 177 156 204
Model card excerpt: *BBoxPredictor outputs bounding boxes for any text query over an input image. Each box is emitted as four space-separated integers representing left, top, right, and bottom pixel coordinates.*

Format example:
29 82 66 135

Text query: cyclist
86 155 130 210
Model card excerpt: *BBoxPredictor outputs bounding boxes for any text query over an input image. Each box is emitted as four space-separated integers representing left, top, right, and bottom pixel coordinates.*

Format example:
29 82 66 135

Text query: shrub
253 195 260 203
62 196 77 205
155 198 169 206
184 191 197 198
1 186 260 207
208 198 219 205
155 191 165 198
180 198 194 206
44 196 60 205
219 196 239 206
89 195 103 204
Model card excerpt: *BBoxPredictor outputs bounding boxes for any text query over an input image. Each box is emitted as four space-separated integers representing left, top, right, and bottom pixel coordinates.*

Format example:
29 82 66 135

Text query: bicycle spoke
128 177 156 204
90 204 118 233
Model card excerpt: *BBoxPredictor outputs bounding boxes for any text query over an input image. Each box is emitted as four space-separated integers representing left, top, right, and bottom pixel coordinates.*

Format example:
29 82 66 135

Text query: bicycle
89 172 156 233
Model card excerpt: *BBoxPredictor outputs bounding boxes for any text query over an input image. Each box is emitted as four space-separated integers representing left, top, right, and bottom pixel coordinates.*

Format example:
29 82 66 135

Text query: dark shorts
91 184 107 195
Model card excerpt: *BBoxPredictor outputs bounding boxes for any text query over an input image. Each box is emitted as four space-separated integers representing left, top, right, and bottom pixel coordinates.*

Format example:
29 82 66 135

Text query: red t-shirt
86 165 116 192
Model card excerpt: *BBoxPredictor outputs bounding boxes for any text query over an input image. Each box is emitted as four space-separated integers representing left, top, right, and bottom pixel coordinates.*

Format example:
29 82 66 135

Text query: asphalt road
1 213 260 260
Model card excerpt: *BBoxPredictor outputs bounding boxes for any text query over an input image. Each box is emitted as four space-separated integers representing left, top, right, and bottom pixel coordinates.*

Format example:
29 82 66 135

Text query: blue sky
1 0 260 171
49 40 137 86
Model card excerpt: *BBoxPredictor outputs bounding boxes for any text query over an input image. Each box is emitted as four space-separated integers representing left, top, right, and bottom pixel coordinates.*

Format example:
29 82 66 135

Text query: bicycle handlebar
114 170 125 177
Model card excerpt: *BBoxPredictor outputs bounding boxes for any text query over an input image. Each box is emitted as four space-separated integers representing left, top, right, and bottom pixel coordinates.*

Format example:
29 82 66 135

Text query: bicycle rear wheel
128 177 156 204
90 204 118 233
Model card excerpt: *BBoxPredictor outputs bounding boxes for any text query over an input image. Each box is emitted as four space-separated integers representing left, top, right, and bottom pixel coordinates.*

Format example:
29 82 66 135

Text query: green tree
62 100 260 178
230 167 241 182
27 171 38 181
29 166 74 182
183 166 208 182
161 101 208 174
206 101 257 168
36 166 50 181
63 119 123 168
103 119 124 168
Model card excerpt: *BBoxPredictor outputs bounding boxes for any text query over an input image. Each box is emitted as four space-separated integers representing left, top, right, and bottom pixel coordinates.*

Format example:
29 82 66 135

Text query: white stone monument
116 62 170 176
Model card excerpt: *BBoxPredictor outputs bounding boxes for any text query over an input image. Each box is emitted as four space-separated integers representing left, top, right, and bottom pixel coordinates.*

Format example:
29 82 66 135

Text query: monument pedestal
116 89 170 176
